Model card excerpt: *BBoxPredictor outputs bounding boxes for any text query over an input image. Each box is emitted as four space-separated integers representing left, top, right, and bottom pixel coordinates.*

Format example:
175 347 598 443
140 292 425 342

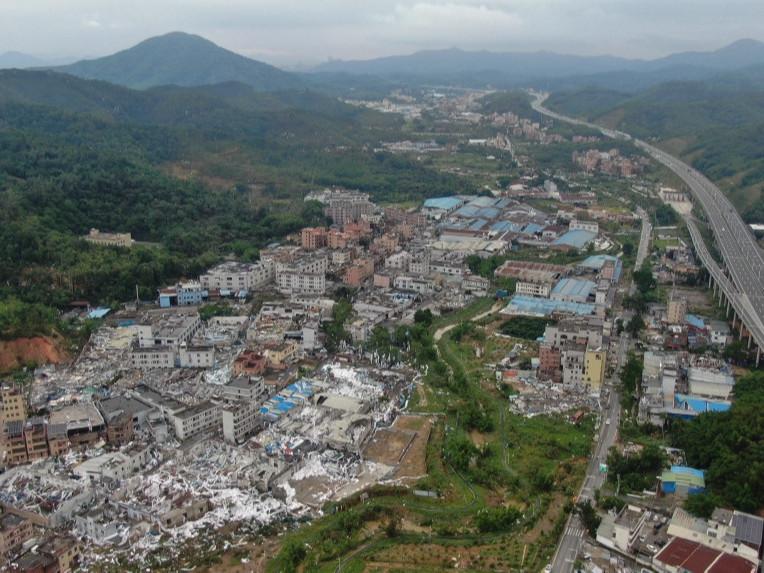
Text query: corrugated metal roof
552 229 597 249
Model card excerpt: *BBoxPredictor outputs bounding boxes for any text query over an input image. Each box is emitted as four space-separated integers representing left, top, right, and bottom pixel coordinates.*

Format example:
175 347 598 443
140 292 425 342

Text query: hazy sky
2 0 764 69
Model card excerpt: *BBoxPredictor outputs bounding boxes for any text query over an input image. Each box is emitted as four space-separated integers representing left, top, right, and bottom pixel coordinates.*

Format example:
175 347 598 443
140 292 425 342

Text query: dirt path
433 301 503 342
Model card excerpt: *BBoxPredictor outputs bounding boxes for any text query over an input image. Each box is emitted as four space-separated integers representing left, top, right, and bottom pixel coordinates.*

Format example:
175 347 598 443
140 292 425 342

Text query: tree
414 308 433 326
633 263 657 294
575 500 601 537
625 314 645 338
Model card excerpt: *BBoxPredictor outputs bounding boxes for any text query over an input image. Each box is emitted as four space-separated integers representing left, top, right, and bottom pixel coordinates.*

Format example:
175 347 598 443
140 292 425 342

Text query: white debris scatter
322 364 383 402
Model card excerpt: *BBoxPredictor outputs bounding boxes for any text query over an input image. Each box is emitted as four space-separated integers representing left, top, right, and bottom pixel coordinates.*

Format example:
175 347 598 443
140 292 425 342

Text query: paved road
547 191 649 573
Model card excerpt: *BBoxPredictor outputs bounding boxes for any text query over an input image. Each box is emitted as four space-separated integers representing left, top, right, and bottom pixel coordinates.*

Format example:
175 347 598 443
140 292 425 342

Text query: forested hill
47 31 304 91
0 69 475 333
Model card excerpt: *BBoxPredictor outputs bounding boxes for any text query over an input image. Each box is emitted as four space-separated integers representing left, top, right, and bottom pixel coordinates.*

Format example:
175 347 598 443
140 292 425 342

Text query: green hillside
0 71 475 323
49 31 303 91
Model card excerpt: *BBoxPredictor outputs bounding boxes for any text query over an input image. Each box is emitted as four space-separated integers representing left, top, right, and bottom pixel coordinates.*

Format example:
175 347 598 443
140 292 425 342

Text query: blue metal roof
88 307 111 319
489 221 512 232
452 205 479 218
579 254 619 269
469 219 487 231
475 207 500 219
686 314 705 329
522 223 543 235
424 197 463 211
675 394 731 413
502 295 595 317
552 229 597 249
552 278 596 299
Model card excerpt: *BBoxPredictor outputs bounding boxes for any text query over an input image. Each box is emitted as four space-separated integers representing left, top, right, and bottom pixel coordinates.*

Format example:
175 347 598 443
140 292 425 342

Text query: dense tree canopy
669 371 764 512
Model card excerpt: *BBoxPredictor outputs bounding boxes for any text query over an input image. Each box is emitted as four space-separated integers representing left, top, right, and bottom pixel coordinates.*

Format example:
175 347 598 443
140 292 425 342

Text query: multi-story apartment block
343 257 375 287
539 344 563 381
277 272 326 295
222 376 267 403
325 192 376 225
136 313 202 348
409 251 431 276
384 207 426 227
178 344 214 368
544 321 603 349
24 417 48 462
3 420 28 466
515 280 553 298
130 346 175 369
171 402 221 441
301 227 327 249
569 219 599 234
373 234 399 254
0 386 27 426
232 350 267 376
0 512 35 555
37 534 82 573
562 342 586 386
394 275 434 294
200 260 275 291
385 251 411 271
583 348 607 389
275 254 328 277
222 400 263 444
461 274 490 294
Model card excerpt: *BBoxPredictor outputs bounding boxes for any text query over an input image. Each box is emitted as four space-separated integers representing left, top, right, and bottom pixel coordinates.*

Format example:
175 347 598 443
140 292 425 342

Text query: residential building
199 260 275 291
178 344 214 368
277 272 326 295
24 417 48 462
130 345 175 369
539 344 562 381
37 534 82 573
3 420 28 466
583 348 607 389
170 401 221 441
49 403 105 447
98 395 154 429
232 350 267 377
222 400 263 444
0 511 35 555
136 312 202 348
301 227 327 249
106 412 134 446
0 386 27 425
409 252 431 275
394 275 434 294
668 296 688 325
47 423 70 457
344 258 375 286
569 219 599 234
562 342 586 386
75 505 125 545
385 251 411 271
515 280 552 298
267 342 298 369
222 376 267 403
461 274 490 294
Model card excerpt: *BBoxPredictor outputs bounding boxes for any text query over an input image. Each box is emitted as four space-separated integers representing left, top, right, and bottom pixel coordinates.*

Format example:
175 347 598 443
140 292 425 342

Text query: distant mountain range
2 32 764 94
308 39 764 92
45 32 304 91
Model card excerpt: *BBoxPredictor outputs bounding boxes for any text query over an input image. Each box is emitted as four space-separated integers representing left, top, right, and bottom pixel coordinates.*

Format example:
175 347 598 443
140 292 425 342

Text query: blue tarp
88 307 111 319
